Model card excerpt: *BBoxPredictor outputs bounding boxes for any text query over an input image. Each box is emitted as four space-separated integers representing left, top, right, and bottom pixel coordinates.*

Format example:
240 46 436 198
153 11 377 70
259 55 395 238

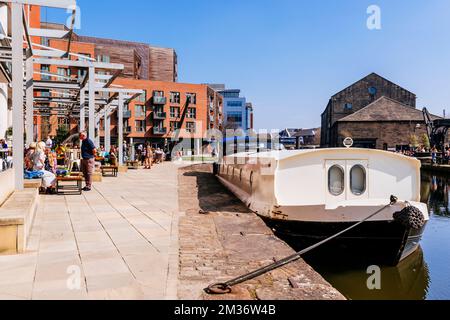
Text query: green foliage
421 133 430 150
410 134 419 148
54 126 70 146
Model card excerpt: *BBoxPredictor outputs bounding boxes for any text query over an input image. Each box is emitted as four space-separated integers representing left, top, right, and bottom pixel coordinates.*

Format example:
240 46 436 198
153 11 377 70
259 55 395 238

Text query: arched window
328 165 345 196
350 165 366 196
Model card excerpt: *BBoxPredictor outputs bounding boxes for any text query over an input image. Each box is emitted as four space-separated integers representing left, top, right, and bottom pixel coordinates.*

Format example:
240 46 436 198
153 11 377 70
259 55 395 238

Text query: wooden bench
126 161 139 170
56 176 83 195
101 165 118 177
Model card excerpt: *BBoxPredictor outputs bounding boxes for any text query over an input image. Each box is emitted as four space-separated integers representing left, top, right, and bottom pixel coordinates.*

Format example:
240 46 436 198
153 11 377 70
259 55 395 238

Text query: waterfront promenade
0 164 179 300
0 163 343 300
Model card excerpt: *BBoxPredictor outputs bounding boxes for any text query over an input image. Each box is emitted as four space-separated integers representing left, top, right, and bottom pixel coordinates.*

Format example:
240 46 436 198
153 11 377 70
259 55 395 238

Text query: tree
410 134 419 149
421 133 430 150
55 126 70 146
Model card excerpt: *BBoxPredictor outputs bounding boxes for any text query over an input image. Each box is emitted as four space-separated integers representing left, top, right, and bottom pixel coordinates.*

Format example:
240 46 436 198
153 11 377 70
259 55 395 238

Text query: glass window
344 103 353 111
153 90 164 97
350 165 366 196
170 92 180 104
135 120 146 132
170 121 180 131
134 105 146 118
186 122 196 133
328 165 345 196
170 107 180 118
186 93 197 104
186 107 196 119
136 90 147 103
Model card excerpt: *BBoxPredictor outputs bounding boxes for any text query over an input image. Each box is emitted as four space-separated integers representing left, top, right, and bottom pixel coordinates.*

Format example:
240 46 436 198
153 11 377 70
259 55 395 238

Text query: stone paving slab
0 163 180 300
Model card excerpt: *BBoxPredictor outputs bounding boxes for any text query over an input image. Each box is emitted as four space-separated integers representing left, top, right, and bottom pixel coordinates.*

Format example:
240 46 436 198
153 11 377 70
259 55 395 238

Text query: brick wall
335 121 429 149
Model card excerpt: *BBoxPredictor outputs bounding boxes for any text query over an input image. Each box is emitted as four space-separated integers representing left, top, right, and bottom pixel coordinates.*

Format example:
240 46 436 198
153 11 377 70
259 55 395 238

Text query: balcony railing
153 96 167 105
153 127 167 135
123 110 131 118
153 112 167 120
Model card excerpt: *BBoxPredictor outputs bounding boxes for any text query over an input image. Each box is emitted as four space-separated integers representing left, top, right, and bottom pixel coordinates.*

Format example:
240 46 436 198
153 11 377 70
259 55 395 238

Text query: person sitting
109 146 118 166
25 142 37 171
32 142 57 194
0 139 7 149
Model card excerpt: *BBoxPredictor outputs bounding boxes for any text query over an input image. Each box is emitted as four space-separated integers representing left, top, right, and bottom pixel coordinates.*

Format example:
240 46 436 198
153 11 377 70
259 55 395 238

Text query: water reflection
303 247 430 300
421 172 450 217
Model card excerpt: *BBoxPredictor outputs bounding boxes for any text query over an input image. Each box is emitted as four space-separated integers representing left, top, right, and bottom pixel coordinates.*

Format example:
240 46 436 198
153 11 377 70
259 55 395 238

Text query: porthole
328 165 345 196
350 165 366 196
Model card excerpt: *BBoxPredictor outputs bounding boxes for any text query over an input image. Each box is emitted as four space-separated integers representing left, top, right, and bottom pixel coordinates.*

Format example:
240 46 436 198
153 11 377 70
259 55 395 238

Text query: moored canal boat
215 148 429 265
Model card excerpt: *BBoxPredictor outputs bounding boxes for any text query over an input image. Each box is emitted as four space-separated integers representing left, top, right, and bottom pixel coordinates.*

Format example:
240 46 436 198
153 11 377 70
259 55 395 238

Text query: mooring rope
204 195 399 295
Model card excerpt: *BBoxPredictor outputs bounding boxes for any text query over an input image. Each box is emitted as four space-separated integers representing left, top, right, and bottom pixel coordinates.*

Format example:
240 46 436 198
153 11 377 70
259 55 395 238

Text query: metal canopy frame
2 0 143 190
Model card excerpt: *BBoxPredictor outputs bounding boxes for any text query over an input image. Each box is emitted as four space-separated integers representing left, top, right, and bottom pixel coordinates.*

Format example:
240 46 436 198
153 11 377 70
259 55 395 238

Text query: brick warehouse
26 5 223 151
320 73 439 150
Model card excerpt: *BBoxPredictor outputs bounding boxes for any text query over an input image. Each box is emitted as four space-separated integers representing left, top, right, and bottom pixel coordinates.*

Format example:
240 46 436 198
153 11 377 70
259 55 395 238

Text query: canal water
294 171 450 300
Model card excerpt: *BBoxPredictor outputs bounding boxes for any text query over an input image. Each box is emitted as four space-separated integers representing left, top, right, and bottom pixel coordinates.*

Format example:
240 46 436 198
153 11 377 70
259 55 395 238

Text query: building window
136 90 147 103
186 93 197 104
41 65 50 80
170 92 180 104
135 120 146 132
57 68 70 81
344 103 353 111
227 112 243 125
97 55 110 63
186 107 196 119
186 122 196 133
227 101 243 107
135 105 146 118
170 121 180 131
350 165 366 196
153 90 164 97
328 165 345 196
41 37 49 47
170 107 180 118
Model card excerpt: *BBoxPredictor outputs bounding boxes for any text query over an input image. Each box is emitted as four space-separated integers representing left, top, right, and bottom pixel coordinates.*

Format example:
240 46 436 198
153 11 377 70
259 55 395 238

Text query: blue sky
45 0 450 130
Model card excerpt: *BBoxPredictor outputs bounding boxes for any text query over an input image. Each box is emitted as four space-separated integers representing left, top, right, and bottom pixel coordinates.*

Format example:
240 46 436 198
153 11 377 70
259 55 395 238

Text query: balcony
153 96 167 105
153 112 167 120
153 127 167 135
123 110 131 118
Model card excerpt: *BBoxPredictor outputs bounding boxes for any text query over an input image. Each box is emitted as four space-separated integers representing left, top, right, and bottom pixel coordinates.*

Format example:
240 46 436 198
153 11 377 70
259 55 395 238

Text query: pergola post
79 88 85 132
25 57 34 146
104 104 111 152
88 67 95 141
118 93 124 166
11 2 24 191
95 113 101 148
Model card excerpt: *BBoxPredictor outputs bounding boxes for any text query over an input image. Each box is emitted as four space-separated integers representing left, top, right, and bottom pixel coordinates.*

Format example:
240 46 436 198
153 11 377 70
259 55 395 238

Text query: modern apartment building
209 84 253 131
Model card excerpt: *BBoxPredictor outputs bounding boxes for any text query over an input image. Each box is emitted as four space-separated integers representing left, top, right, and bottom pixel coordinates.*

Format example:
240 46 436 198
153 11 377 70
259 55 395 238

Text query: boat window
350 165 366 196
328 165 345 196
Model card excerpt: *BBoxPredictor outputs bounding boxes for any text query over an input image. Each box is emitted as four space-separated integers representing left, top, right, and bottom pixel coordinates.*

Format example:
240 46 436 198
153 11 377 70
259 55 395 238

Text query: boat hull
259 216 426 266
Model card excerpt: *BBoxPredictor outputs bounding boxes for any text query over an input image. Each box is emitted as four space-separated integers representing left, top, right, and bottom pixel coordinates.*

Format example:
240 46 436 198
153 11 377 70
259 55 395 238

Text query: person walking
79 131 97 192
144 142 153 169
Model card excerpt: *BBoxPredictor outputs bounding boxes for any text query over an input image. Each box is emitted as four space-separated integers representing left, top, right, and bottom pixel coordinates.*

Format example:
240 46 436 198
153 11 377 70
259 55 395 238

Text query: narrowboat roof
225 148 421 164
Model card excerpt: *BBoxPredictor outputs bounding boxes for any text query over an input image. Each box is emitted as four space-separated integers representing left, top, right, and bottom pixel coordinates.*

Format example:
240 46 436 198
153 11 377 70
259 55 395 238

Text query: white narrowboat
216 148 429 265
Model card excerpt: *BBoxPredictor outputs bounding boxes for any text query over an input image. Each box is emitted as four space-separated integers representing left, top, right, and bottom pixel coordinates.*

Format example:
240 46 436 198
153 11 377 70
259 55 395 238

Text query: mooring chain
205 195 402 295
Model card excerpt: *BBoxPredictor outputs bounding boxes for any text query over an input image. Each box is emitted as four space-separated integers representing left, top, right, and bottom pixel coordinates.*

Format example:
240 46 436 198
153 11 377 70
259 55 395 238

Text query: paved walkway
0 163 179 300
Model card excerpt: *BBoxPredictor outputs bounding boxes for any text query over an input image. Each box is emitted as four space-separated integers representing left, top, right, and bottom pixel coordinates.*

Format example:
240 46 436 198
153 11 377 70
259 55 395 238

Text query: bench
56 176 83 195
101 165 118 177
0 189 39 255
126 161 139 170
